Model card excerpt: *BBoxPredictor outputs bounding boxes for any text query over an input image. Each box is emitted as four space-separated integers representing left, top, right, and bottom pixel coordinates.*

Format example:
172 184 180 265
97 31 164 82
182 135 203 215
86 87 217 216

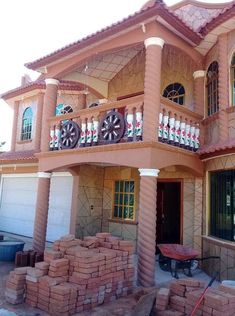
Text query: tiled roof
25 1 202 71
200 2 235 36
1 79 84 100
198 139 235 156
0 150 38 163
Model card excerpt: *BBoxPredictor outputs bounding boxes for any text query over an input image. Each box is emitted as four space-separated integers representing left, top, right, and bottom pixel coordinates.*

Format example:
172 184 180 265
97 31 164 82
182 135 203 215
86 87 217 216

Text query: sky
0 0 231 150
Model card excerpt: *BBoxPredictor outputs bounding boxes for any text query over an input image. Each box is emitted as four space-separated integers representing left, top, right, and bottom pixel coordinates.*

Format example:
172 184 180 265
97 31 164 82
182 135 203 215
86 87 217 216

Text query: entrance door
156 181 181 249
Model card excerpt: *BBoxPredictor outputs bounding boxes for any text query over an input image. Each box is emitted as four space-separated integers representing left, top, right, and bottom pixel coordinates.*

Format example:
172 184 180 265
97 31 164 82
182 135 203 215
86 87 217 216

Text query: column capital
138 168 160 177
38 172 51 179
144 37 164 49
45 78 60 86
193 70 206 79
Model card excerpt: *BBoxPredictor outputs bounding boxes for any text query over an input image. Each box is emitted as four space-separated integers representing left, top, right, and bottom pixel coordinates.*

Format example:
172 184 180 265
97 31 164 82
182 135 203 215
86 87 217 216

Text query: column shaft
11 101 19 151
33 176 51 252
40 80 59 152
143 41 163 141
138 176 157 286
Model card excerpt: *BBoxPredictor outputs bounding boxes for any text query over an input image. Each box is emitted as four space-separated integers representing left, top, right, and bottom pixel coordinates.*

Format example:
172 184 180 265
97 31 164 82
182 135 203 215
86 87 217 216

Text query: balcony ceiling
73 45 142 82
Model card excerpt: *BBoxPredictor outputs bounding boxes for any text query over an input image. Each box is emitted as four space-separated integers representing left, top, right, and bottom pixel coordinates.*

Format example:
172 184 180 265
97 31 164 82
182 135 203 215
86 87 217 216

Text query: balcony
47 95 202 152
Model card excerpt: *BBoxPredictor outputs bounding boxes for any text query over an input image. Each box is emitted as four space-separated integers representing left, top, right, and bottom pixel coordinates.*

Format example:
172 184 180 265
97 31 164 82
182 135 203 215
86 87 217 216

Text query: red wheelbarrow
157 244 200 279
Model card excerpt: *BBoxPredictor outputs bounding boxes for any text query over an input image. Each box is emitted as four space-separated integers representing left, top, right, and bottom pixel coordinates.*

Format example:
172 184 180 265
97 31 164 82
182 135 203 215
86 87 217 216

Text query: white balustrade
158 110 200 151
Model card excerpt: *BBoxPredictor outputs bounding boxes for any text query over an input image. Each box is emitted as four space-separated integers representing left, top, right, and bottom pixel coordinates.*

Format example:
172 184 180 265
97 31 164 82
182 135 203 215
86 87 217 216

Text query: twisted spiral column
33 172 51 252
218 34 229 141
41 79 59 152
193 71 205 116
143 37 164 141
138 168 159 287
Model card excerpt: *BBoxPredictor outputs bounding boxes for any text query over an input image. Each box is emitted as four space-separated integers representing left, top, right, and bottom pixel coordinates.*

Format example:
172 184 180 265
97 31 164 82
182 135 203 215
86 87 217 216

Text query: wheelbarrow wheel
158 254 171 272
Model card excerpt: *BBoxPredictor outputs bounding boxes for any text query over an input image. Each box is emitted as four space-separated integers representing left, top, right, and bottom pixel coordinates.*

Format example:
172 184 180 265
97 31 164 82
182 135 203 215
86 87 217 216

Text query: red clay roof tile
0 150 38 163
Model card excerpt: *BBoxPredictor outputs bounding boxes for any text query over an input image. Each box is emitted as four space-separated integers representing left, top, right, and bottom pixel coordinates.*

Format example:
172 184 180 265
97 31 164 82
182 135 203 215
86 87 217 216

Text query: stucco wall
57 93 87 112
108 45 196 111
15 96 37 152
203 118 220 145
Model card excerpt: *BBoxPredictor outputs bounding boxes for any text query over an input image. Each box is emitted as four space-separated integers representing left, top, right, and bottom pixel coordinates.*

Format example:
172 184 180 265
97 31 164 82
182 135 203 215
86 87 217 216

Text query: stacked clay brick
5 233 135 315
156 278 235 316
5 267 27 304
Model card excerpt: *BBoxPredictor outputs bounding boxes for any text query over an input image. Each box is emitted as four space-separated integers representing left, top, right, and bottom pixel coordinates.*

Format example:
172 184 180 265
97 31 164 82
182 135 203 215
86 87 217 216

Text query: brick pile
5 233 135 315
5 267 27 304
156 278 235 316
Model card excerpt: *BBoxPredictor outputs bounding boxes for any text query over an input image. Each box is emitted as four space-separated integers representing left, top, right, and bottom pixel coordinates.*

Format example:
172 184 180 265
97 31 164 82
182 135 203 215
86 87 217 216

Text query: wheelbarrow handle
190 274 218 316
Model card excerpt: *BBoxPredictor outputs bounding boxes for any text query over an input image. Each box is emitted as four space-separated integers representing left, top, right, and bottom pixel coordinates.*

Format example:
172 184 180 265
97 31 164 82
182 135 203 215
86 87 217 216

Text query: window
231 54 235 106
21 107 33 140
113 180 135 220
56 103 73 116
210 170 235 241
163 83 185 105
207 61 219 116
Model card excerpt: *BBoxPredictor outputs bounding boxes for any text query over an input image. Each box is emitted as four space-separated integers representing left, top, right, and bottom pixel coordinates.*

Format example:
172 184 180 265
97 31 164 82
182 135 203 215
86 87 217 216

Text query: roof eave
25 4 202 71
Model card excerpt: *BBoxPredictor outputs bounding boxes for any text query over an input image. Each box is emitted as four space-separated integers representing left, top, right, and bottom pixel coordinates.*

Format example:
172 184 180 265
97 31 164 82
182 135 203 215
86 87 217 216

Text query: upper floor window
113 180 135 221
231 54 235 106
56 103 73 116
207 61 219 116
163 83 185 105
21 107 33 141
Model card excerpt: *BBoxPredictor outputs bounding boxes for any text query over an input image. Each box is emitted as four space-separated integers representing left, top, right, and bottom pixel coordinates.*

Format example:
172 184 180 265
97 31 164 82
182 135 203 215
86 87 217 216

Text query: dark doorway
156 181 181 251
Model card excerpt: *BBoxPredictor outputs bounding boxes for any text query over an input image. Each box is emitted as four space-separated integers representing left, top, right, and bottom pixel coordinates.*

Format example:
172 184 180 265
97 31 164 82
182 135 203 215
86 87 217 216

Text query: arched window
207 61 219 116
231 54 235 106
163 83 185 105
21 107 33 141
56 104 73 116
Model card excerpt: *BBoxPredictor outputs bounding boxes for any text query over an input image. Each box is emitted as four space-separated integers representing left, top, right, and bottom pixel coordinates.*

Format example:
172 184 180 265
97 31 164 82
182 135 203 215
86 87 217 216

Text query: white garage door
0 173 73 241
0 174 38 237
46 173 73 241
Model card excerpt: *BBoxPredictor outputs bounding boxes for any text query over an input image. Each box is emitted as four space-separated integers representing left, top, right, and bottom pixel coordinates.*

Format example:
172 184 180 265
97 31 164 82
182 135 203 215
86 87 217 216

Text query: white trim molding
138 168 160 177
2 173 37 178
45 78 60 86
144 37 165 48
193 70 206 79
38 172 51 179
